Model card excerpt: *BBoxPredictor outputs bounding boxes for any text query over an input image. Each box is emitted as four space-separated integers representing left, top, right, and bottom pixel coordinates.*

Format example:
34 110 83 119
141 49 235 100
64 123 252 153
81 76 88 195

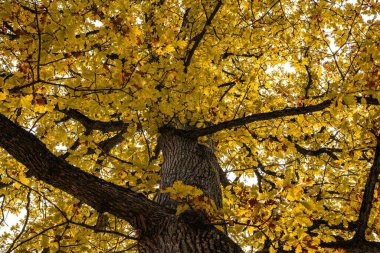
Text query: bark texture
138 215 243 253
156 127 222 209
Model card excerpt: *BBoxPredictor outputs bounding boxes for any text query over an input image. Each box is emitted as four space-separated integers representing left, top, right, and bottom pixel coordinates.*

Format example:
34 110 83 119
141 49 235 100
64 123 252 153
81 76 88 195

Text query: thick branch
352 135 380 241
355 95 380 105
309 219 357 232
0 113 169 231
188 100 333 137
270 135 342 160
59 108 127 133
188 96 379 138
294 143 341 160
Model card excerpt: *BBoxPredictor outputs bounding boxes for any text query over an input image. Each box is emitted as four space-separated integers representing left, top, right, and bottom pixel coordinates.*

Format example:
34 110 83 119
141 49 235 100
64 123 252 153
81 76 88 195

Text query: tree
0 0 379 252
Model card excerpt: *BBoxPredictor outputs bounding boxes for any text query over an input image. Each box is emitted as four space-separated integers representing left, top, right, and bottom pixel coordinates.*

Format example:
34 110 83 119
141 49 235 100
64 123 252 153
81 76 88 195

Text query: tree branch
59 108 127 133
188 96 379 138
183 0 222 72
0 113 169 231
188 100 333 137
352 135 380 241
355 95 380 105
293 143 341 160
309 219 357 233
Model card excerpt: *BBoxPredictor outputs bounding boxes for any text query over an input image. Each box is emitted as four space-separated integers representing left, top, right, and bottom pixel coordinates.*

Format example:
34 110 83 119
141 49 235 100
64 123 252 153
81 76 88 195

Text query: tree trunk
139 127 242 251
138 215 243 253
156 127 223 209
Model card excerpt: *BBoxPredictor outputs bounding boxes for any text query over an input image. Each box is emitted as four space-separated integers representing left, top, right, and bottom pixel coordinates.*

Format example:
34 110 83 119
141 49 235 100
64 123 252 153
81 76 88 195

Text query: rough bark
139 215 243 253
156 127 223 209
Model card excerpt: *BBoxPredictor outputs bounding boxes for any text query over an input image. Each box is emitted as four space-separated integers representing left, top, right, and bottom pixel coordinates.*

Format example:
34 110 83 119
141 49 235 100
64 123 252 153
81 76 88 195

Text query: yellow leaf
176 40 188 49
19 173 30 186
321 235 336 243
172 180 203 197
164 44 176 53
34 104 54 113
317 67 323 78
215 225 224 232
131 26 142 36
286 186 303 201
41 235 49 248
14 182 21 189
300 201 314 211
0 90 8 101
176 203 189 215
20 95 33 107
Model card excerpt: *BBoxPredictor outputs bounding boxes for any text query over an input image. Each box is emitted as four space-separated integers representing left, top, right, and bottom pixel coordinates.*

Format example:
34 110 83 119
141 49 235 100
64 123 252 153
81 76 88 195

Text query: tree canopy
0 0 380 252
